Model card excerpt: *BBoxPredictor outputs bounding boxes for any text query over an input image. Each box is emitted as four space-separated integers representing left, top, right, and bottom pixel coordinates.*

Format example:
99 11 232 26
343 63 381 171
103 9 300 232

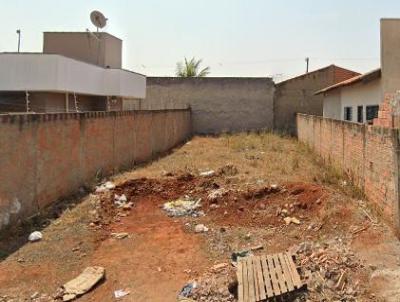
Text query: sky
1 0 400 80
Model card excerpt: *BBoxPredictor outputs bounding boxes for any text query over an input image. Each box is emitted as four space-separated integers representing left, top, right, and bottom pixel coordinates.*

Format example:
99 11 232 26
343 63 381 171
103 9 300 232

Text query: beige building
318 18 400 123
0 32 145 113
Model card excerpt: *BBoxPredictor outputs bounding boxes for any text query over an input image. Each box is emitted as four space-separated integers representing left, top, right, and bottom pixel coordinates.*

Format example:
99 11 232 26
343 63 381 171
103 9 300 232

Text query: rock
28 231 43 242
195 224 209 233
111 232 129 239
30 292 40 299
283 217 301 225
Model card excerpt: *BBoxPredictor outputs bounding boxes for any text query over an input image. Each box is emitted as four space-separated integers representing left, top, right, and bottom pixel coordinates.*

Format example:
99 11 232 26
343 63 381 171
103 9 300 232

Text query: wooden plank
252 258 260 301
261 255 274 298
237 260 244 302
242 259 249 302
266 254 281 296
247 257 256 302
273 253 288 294
284 253 302 289
254 256 266 301
278 253 295 292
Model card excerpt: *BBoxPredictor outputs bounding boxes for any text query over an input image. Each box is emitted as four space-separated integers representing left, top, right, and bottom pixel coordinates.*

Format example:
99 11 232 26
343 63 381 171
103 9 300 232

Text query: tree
176 57 210 77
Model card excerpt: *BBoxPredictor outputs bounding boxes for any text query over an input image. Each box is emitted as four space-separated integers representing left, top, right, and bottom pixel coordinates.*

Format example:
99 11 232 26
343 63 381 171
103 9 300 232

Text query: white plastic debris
114 289 130 299
95 181 116 193
194 224 209 233
114 194 128 207
199 170 215 177
163 197 202 217
28 231 43 242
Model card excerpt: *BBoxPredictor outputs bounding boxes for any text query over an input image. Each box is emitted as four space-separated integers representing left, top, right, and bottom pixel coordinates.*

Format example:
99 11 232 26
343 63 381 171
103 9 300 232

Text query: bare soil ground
0 133 399 302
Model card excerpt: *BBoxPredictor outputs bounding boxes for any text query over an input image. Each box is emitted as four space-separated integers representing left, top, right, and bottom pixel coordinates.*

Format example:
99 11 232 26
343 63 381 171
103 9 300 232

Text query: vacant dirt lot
1 133 400 302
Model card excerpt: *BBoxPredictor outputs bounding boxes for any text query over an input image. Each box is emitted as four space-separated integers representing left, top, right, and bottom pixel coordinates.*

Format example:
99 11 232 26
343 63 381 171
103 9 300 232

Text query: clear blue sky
1 0 400 80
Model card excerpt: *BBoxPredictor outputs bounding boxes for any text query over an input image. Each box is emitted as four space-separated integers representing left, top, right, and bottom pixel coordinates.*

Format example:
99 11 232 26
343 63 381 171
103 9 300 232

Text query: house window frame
366 105 379 124
357 105 363 123
344 106 353 121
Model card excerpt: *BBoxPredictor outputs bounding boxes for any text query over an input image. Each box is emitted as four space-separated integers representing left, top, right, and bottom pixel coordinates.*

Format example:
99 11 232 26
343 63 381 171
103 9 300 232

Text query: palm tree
176 57 210 77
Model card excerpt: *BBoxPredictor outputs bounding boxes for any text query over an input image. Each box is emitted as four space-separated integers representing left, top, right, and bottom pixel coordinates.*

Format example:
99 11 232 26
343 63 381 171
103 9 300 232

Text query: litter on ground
114 289 130 298
56 266 105 301
28 231 43 242
162 196 202 217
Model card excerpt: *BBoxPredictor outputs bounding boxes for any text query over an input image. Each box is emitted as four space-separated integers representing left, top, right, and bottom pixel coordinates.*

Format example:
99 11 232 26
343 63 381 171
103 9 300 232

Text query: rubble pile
293 240 363 301
188 264 236 302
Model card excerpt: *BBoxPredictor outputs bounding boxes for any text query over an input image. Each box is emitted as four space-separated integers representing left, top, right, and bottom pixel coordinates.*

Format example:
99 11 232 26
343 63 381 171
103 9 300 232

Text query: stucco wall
145 77 275 134
323 90 341 120
0 109 191 230
43 32 122 69
381 19 400 96
274 66 358 134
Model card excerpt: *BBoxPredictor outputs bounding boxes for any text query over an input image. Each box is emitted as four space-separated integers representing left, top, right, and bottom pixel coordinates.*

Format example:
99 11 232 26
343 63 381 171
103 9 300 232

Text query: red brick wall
0 110 191 229
297 113 399 227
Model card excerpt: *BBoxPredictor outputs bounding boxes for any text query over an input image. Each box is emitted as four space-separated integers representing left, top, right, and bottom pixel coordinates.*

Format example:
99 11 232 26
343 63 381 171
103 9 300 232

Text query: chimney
381 18 400 95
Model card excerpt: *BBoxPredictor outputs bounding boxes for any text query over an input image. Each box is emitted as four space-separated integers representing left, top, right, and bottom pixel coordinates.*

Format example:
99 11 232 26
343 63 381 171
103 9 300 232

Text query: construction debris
194 224 209 233
56 266 105 301
293 240 362 301
95 181 116 193
284 216 301 225
163 196 202 217
207 188 229 202
28 231 43 242
114 194 133 210
179 282 197 298
114 289 130 299
199 170 216 177
111 232 129 240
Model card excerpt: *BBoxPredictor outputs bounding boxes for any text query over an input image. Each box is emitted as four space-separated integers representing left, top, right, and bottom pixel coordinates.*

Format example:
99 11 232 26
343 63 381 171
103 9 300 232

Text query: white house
316 69 381 123
317 18 400 124
0 32 146 113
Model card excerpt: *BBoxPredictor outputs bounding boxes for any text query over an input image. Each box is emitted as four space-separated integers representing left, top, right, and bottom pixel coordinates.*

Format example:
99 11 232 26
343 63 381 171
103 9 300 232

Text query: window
344 107 353 121
366 105 379 123
357 106 363 123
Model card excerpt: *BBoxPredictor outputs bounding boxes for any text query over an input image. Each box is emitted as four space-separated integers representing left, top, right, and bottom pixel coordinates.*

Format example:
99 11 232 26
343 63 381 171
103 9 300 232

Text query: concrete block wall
297 113 400 227
145 77 275 134
0 109 191 230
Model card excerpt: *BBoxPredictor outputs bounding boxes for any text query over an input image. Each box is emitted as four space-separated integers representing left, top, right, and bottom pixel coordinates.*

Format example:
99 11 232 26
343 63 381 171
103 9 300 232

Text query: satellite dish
90 10 107 31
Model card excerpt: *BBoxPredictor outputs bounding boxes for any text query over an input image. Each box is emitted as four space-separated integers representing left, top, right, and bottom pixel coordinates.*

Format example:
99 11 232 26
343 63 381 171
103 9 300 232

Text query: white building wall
0 54 146 99
323 78 382 122
340 78 382 122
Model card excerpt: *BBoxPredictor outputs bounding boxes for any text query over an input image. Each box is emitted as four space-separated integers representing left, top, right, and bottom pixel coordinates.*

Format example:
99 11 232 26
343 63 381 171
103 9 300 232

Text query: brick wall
0 109 191 230
297 113 400 228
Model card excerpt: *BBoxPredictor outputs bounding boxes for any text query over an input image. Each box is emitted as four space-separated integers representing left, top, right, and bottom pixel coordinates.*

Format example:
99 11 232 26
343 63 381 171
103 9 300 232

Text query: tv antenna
90 10 107 32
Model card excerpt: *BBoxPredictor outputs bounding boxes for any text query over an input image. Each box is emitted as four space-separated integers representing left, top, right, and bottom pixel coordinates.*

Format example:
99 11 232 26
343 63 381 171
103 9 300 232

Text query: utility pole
305 57 309 73
16 29 21 53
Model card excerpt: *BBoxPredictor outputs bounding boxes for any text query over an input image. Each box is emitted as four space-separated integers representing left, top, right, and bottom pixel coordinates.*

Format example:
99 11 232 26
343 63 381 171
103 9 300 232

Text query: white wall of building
340 78 381 122
0 54 146 99
323 78 381 123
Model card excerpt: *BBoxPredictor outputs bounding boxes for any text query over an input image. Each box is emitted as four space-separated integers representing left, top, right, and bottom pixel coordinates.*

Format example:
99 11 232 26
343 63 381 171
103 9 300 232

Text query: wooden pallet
237 253 303 302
